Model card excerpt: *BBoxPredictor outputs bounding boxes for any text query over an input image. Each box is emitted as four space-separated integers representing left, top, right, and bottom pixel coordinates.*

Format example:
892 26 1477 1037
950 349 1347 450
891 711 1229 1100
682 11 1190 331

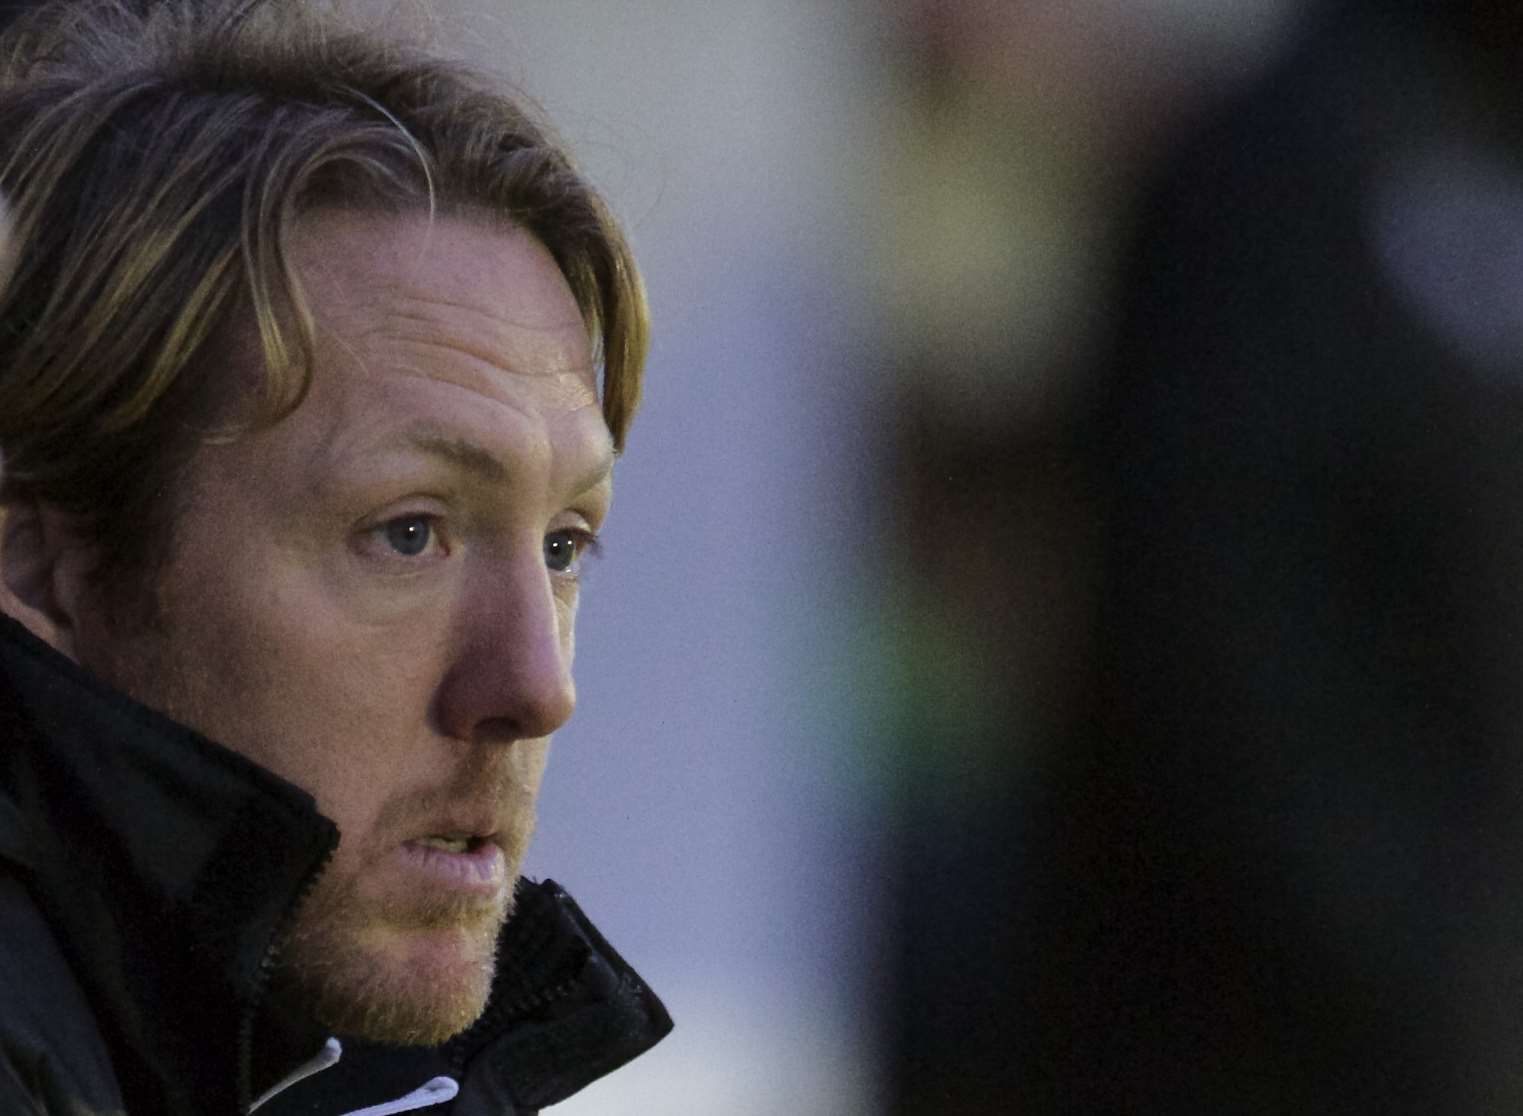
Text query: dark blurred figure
892 1 1523 1113
1054 1 1523 1112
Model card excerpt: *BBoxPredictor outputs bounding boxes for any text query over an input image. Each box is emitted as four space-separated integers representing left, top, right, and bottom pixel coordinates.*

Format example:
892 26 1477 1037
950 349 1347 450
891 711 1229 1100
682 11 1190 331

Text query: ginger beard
272 781 541 1047
273 862 509 1047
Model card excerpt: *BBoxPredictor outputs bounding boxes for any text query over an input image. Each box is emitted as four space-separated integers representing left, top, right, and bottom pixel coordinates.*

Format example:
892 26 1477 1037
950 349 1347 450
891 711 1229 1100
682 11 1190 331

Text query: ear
0 496 95 659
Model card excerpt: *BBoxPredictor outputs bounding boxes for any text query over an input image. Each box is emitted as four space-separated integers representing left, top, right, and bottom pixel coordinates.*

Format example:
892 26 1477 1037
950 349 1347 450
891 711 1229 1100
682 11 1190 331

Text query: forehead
292 208 604 447
201 209 612 494
292 208 596 398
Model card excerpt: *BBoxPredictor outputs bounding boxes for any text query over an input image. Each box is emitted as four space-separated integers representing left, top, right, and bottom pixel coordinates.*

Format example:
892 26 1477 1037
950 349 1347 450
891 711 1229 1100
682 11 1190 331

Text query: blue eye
544 529 590 573
384 517 433 557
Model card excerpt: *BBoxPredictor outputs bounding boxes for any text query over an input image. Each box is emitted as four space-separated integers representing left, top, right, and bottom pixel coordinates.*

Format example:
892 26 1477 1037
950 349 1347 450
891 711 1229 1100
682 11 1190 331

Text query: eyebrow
407 430 614 493
411 433 508 483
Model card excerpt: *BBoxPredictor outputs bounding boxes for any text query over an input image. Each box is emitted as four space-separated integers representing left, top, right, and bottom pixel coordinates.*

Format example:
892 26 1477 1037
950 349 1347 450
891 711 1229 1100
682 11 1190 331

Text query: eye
382 515 437 558
544 528 597 574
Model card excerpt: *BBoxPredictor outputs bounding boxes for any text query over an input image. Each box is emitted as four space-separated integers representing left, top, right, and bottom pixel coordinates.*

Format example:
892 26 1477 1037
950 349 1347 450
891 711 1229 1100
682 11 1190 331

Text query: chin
280 901 509 1047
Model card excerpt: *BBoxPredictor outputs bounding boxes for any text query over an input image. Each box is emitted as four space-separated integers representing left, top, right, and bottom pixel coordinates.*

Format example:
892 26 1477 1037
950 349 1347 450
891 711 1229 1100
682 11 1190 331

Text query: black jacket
0 615 671 1114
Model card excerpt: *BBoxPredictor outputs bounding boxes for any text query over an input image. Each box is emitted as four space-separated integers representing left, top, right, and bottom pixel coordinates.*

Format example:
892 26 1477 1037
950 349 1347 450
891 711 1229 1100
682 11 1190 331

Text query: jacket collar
0 613 336 1113
0 614 670 1114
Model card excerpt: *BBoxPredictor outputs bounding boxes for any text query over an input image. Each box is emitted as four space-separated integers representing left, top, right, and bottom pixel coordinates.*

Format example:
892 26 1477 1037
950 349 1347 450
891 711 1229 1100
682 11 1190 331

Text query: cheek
138 555 454 819
557 593 578 663
216 614 449 812
514 737 551 789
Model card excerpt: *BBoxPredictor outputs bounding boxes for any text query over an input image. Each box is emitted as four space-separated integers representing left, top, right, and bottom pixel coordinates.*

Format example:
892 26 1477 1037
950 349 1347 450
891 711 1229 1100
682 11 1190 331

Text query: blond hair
0 0 647 587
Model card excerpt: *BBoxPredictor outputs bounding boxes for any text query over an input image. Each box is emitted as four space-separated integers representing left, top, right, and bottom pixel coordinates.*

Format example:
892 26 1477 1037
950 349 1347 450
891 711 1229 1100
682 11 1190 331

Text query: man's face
71 209 613 1044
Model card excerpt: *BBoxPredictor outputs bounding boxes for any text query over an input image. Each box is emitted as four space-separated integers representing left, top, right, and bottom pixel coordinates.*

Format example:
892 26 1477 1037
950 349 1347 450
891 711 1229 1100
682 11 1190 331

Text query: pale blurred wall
426 3 888 1113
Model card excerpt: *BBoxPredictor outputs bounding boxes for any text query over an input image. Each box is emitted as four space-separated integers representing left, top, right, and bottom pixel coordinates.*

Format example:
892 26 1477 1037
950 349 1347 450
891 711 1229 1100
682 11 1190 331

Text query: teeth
417 836 470 853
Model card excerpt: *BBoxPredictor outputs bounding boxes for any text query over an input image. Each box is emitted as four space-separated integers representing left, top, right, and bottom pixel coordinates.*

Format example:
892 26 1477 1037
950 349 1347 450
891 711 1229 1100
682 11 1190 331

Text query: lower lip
396 840 507 897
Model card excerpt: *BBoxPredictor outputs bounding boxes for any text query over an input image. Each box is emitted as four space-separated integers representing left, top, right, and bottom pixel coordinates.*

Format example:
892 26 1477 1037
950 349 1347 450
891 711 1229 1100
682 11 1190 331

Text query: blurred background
15 0 1523 1110
402 0 1523 1112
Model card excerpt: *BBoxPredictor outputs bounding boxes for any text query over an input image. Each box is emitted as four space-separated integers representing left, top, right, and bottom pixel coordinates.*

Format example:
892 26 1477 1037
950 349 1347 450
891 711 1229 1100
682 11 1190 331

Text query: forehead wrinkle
352 284 593 382
304 404 613 503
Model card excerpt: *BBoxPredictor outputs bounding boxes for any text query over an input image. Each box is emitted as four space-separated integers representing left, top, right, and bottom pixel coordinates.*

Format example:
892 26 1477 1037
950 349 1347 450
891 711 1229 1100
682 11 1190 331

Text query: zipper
489 974 581 1023
445 973 582 1080
236 833 339 1113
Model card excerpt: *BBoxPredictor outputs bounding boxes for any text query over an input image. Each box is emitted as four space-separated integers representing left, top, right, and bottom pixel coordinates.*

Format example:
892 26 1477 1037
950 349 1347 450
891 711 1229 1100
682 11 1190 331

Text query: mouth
410 834 494 855
395 830 509 896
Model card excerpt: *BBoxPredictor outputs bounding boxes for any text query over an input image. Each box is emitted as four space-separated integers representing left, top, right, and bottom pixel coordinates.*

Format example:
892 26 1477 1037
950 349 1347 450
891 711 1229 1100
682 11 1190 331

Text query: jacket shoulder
0 867 124 1114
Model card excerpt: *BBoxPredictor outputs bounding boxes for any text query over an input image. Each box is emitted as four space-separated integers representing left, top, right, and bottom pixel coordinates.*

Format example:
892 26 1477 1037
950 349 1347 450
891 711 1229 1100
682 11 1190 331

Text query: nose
435 552 576 743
